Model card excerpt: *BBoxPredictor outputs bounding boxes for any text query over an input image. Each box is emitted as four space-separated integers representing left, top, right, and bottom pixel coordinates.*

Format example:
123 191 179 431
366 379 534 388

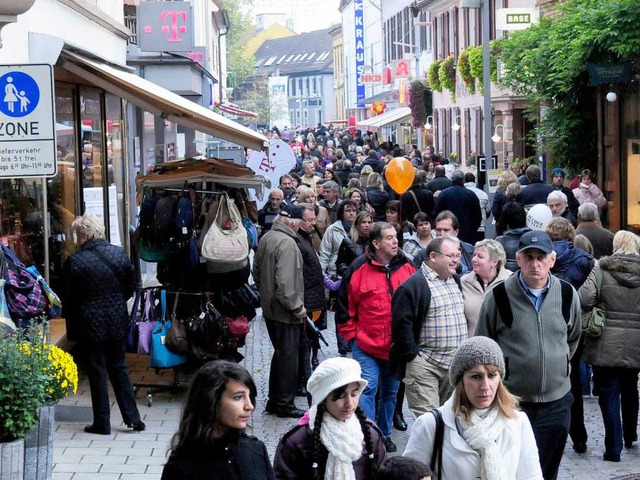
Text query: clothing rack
162 187 226 195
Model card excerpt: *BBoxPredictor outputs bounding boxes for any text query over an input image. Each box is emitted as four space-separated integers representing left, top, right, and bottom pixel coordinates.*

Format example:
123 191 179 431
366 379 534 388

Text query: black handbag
187 302 230 359
126 290 142 353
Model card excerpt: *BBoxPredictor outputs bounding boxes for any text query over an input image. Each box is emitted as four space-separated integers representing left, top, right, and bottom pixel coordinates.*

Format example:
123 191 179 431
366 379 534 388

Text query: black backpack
152 195 175 244
138 189 158 242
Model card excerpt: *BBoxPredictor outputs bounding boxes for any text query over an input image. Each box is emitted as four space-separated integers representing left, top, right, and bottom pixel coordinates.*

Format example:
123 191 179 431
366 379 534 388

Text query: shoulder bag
582 267 605 338
165 293 189 355
150 290 187 368
430 408 444 480
201 192 248 264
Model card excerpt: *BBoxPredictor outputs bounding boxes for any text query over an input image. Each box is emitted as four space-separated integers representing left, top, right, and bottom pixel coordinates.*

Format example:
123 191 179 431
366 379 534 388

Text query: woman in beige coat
461 240 512 334
579 230 640 463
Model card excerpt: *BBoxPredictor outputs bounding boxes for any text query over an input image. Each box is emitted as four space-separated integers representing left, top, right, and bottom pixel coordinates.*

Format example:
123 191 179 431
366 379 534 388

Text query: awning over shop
59 50 269 151
355 107 412 133
215 102 259 118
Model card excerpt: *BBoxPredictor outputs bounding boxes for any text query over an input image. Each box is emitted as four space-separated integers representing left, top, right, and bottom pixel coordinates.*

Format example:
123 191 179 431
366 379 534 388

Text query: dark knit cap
449 337 506 386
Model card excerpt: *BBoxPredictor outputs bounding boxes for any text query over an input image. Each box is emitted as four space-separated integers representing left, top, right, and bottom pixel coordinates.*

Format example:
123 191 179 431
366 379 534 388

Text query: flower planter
23 403 55 480
0 438 25 480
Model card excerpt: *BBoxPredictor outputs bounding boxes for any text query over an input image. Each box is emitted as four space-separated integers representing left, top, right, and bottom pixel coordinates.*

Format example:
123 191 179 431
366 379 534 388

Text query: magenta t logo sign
161 10 188 42
138 2 194 52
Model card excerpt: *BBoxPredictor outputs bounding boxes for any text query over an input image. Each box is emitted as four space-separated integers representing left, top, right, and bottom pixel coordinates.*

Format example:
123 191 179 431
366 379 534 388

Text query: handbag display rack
129 287 249 407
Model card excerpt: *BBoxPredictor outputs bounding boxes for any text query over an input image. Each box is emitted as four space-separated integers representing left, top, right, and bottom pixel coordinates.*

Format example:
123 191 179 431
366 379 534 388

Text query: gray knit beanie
449 337 506 386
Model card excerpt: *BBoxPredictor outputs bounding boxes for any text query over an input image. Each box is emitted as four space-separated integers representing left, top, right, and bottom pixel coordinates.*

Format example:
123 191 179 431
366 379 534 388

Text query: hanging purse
1 245 48 322
126 289 142 353
187 302 230 359
165 292 190 355
150 289 186 369
201 192 249 264
137 289 158 355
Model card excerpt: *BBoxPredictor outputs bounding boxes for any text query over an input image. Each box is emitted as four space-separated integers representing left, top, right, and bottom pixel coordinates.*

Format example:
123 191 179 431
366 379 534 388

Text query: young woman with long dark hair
162 361 275 480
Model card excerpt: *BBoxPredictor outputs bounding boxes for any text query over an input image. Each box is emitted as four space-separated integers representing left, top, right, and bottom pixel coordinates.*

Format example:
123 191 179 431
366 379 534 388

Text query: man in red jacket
336 222 415 452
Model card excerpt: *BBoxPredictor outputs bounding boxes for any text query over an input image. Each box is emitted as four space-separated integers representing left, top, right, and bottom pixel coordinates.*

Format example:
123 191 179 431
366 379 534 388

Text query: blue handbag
150 320 187 368
150 290 186 368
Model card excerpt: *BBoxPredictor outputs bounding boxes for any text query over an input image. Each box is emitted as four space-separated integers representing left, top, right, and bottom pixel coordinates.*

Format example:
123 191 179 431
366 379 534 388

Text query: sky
250 0 341 33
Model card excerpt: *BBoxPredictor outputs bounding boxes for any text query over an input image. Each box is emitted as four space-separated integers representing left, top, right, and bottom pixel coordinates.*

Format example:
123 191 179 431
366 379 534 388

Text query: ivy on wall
498 0 640 170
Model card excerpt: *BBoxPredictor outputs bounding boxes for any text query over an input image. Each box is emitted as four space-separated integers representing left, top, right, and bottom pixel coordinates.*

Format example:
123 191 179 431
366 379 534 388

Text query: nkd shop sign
358 61 412 85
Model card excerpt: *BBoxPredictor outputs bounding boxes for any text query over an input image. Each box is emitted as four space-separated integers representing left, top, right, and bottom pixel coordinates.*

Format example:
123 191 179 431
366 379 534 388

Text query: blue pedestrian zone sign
0 71 40 118
0 64 56 178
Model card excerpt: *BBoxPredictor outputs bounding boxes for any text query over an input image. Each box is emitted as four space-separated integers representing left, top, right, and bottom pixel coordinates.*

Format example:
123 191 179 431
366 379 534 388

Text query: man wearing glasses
390 235 467 417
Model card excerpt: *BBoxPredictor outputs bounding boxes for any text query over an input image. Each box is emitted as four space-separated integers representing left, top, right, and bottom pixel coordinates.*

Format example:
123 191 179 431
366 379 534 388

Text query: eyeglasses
434 251 461 261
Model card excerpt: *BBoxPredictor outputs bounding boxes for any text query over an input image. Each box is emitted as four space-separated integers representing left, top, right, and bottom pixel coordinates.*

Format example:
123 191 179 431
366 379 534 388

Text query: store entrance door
626 139 640 233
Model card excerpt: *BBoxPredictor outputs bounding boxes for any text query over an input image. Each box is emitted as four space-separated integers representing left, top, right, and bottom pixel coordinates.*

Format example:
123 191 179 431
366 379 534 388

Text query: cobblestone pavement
54 313 640 479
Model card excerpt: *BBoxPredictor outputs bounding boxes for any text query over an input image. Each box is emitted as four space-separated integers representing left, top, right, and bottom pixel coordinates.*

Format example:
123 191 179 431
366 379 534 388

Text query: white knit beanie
307 357 368 407
449 336 506 387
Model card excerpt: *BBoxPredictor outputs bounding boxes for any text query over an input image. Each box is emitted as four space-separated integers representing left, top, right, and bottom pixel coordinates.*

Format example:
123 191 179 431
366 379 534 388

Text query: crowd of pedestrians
163 125 639 480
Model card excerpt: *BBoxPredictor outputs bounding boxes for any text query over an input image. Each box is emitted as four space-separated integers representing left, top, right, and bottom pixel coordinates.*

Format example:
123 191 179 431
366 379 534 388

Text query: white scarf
458 407 508 480
308 405 364 480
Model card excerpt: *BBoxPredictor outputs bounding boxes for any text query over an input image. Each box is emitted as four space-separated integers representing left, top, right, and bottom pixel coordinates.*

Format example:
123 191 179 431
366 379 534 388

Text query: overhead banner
246 139 296 208
354 0 365 108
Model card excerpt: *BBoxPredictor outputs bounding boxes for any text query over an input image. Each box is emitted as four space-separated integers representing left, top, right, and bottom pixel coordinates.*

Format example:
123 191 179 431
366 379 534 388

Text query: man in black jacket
296 204 326 387
426 165 452 194
390 236 466 417
433 171 482 245
400 170 434 221
516 165 554 208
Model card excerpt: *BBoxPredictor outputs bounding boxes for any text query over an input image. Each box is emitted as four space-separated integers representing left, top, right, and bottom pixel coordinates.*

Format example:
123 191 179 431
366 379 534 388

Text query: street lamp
492 124 504 142
452 115 462 131
425 115 434 129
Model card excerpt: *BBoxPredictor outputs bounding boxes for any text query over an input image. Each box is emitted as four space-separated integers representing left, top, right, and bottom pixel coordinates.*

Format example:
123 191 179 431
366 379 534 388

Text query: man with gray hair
253 205 306 418
433 170 482 244
547 190 577 227
319 180 341 224
576 202 614 258
476 230 581 480
390 235 466 416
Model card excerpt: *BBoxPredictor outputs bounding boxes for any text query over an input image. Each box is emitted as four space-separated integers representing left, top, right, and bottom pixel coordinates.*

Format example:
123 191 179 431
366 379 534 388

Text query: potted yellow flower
24 341 78 480
0 332 48 480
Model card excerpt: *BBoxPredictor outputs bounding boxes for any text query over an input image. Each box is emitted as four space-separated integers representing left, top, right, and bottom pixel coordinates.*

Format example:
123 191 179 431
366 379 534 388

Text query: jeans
569 338 587 445
521 392 573 480
592 366 640 456
580 362 593 396
351 342 399 437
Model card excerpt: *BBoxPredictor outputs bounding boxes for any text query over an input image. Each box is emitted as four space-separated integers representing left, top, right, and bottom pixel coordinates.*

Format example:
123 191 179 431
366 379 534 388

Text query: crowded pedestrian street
51 312 640 479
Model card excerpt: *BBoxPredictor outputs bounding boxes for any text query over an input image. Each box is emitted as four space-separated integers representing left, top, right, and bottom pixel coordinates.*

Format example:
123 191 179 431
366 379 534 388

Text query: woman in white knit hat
403 337 543 480
273 357 387 480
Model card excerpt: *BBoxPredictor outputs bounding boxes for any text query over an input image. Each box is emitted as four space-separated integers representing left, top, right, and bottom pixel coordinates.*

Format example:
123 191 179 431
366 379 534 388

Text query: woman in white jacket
404 337 543 480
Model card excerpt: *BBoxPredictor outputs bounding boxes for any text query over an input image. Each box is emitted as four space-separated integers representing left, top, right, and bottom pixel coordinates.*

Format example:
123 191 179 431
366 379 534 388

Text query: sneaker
383 437 397 453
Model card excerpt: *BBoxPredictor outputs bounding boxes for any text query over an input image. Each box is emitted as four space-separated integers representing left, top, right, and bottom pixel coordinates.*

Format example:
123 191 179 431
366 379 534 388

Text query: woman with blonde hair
579 230 640 462
461 240 512 334
404 337 542 479
364 172 389 221
492 171 519 226
298 187 329 251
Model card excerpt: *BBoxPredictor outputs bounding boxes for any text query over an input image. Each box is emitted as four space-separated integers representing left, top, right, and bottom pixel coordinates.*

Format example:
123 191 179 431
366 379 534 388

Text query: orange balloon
386 157 415 194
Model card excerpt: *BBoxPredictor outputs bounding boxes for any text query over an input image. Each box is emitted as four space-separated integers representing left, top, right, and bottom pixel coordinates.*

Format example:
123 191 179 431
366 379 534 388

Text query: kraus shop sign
354 0 365 108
